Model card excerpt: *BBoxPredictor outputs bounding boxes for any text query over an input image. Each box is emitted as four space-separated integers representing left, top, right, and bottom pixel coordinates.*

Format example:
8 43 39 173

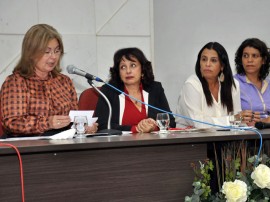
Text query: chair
78 87 100 111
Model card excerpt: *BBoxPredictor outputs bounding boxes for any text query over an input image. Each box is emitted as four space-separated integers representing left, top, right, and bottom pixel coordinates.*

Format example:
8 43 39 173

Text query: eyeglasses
44 49 62 57
242 53 261 59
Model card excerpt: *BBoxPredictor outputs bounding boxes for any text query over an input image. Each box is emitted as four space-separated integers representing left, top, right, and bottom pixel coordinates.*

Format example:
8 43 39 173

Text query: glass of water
229 111 242 128
74 116 88 138
156 113 170 134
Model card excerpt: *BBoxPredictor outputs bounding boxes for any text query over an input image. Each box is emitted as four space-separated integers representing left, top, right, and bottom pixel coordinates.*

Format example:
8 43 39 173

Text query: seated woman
0 24 98 137
234 38 270 125
176 42 244 128
95 47 175 133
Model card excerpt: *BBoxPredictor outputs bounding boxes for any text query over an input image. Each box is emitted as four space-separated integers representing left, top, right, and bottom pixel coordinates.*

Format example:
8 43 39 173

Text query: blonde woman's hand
85 123 99 134
49 115 71 129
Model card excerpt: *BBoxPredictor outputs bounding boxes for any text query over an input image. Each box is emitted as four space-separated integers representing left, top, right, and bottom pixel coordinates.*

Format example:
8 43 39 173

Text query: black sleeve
148 82 176 128
95 85 132 131
94 85 110 130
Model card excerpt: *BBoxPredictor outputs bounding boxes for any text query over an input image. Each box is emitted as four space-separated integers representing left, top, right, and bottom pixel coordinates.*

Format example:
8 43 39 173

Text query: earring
141 74 144 80
219 71 224 82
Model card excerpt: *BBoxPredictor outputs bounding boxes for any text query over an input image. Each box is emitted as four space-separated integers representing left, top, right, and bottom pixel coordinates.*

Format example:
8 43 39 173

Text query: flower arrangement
185 141 270 202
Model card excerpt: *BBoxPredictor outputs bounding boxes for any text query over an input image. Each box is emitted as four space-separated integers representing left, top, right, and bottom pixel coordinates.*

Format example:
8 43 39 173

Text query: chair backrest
78 87 100 111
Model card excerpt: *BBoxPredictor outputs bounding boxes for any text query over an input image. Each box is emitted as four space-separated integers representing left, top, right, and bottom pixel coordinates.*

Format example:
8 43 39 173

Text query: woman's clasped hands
136 118 156 133
239 110 261 126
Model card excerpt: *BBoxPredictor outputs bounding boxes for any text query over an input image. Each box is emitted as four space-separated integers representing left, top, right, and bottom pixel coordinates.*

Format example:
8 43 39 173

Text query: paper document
0 129 76 141
50 128 76 139
69 110 97 125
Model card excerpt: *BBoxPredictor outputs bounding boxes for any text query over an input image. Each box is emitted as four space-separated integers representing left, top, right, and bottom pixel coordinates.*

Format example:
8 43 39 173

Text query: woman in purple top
234 38 270 125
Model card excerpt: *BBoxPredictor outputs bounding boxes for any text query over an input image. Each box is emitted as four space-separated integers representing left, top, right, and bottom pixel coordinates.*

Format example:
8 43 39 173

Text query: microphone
255 122 270 129
67 65 121 135
66 65 103 82
73 71 122 136
88 82 122 136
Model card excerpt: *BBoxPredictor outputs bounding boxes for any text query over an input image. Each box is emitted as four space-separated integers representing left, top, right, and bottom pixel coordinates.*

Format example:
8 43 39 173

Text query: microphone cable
0 142 25 202
104 82 263 166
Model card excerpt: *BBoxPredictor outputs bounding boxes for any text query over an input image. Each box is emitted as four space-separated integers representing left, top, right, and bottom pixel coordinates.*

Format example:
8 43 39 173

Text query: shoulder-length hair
13 24 64 78
109 47 154 88
235 38 270 80
195 42 236 113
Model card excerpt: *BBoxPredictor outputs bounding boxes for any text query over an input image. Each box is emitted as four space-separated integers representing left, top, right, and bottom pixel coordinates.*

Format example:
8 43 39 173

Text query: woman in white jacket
176 42 244 128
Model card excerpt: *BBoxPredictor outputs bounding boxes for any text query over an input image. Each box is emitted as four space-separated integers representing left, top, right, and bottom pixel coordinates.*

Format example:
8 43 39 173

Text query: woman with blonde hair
0 24 98 137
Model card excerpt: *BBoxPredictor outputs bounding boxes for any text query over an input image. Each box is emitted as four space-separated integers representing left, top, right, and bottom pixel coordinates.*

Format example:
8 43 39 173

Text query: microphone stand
87 79 122 135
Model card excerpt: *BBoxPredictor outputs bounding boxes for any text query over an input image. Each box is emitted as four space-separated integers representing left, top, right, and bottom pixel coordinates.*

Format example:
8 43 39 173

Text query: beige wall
0 0 153 95
154 0 270 111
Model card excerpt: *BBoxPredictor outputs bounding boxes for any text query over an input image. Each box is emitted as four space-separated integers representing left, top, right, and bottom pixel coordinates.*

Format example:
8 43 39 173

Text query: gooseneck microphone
66 65 122 135
88 81 122 135
255 122 270 130
67 65 103 82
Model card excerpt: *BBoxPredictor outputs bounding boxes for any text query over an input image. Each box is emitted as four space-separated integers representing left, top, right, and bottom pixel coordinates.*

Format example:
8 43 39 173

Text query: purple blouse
234 74 270 116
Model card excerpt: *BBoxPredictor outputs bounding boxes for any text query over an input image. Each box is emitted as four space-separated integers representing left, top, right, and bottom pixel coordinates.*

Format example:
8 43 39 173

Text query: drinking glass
74 116 88 138
156 113 170 134
228 111 242 128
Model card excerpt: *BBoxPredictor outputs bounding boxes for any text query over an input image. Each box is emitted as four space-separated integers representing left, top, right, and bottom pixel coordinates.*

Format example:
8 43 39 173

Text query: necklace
127 89 141 106
134 100 140 106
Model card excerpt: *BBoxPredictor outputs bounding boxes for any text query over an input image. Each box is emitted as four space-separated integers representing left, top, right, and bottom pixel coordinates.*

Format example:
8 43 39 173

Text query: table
0 129 269 202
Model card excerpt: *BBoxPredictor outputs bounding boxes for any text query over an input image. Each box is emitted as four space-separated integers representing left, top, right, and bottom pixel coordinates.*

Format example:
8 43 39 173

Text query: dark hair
109 47 154 88
235 38 270 80
195 42 236 113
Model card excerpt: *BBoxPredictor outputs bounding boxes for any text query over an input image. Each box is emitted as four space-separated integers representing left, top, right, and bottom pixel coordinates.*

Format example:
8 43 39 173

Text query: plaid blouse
0 72 78 135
